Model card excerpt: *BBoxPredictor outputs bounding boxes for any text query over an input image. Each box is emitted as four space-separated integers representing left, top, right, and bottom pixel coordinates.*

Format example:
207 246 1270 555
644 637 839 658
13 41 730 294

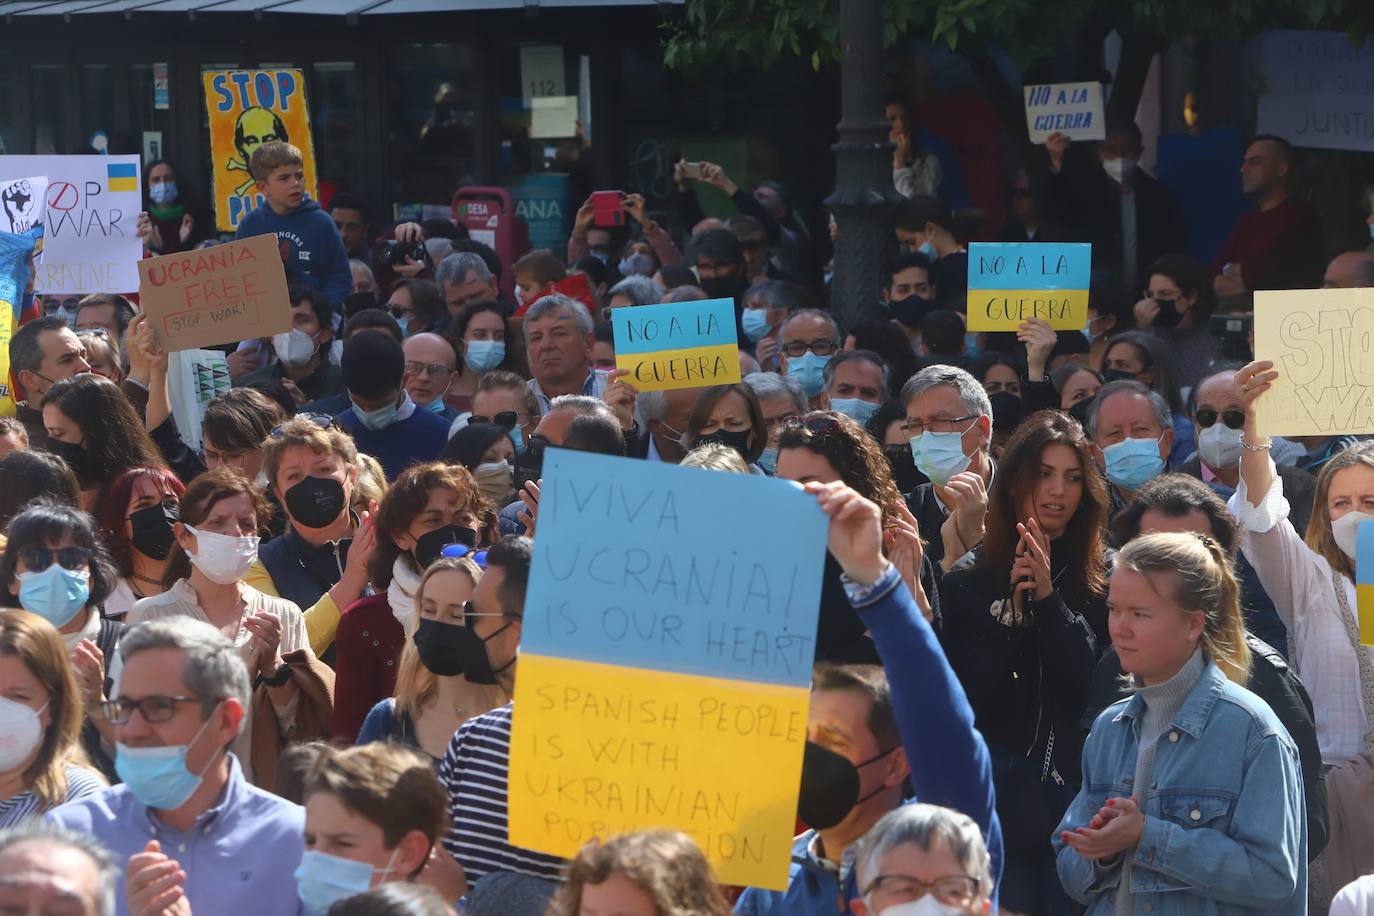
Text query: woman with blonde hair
356 557 507 760
1230 359 1374 898
547 830 730 916
1055 531 1305 913
0 610 103 825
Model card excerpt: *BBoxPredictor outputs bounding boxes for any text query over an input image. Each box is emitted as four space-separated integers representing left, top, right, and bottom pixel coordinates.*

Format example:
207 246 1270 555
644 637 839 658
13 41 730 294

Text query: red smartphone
591 191 626 228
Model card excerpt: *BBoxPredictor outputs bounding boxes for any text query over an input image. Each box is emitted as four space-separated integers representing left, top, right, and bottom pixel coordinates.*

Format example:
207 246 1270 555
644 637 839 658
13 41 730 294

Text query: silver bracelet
1240 435 1272 452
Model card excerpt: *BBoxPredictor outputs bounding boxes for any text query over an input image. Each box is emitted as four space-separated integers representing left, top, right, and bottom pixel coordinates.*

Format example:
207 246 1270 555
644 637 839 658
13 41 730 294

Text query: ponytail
1116 532 1251 685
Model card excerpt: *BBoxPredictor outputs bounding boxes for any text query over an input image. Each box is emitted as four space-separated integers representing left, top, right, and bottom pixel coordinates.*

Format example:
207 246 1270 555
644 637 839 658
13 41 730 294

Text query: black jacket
938 546 1105 852
905 483 952 572
1084 635 1328 860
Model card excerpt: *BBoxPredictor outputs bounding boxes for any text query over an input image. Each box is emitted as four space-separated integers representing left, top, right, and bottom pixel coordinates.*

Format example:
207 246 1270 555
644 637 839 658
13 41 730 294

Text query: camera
1209 312 1253 362
379 239 429 269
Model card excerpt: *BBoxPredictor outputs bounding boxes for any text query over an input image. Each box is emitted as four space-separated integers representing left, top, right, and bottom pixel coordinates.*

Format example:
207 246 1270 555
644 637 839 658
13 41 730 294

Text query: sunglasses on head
781 415 844 437
270 413 338 438
20 546 91 572
470 411 518 430
1193 407 1245 430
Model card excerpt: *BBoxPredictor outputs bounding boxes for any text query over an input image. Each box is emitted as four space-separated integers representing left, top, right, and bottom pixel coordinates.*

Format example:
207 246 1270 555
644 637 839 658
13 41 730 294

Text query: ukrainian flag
107 162 138 193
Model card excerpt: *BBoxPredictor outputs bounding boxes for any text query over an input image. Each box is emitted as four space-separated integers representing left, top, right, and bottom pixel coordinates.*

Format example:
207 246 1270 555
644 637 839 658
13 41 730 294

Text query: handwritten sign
137 234 291 352
1023 81 1106 144
1257 30 1374 153
508 449 826 889
966 242 1091 331
1357 521 1374 647
202 69 318 231
0 156 141 295
1253 288 1374 436
611 297 741 392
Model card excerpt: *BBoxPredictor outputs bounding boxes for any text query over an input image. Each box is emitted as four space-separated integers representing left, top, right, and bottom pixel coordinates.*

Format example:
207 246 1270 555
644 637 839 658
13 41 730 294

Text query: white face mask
1102 157 1138 184
1330 510 1374 560
272 329 319 368
184 524 260 585
870 896 969 916
0 697 45 772
1197 422 1243 470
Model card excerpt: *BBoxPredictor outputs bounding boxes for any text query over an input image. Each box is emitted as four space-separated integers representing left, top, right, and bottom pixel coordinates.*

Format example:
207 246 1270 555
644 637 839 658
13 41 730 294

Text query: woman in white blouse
128 467 308 786
1230 360 1374 901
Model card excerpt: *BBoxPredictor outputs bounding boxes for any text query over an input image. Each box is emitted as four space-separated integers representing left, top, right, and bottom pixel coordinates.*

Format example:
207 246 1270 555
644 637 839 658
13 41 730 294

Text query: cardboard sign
508 449 827 889
202 69 318 232
0 156 141 295
611 297 741 392
1356 521 1374 647
1257 30 1374 153
1023 81 1106 144
966 242 1092 331
137 234 291 352
1253 288 1374 436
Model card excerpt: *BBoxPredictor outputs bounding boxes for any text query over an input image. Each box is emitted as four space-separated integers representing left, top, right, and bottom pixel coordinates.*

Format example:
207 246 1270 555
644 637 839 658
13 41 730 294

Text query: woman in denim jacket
1054 532 1306 914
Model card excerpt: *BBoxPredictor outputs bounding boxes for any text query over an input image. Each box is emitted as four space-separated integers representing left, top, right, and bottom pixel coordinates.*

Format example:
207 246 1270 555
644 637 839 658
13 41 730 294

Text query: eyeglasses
44 298 80 313
270 413 337 438
389 305 417 319
1141 291 1180 304
1194 407 1245 430
404 361 453 380
201 445 251 465
782 339 838 358
864 874 980 907
899 414 978 437
461 600 519 627
101 695 201 725
77 326 111 339
19 546 91 572
470 411 519 430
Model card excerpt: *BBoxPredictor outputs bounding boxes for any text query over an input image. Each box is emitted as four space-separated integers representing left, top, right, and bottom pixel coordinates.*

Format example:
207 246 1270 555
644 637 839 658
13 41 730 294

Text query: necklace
130 572 162 586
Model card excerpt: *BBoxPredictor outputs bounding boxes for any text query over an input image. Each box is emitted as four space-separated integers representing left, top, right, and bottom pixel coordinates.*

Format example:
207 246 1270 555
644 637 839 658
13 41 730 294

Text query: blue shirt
337 402 453 480
1055 660 1306 915
48 755 305 916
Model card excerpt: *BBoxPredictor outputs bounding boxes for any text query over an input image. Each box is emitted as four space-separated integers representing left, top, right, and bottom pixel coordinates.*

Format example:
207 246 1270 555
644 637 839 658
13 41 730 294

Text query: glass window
310 62 359 195
81 65 116 152
0 63 14 154
30 65 65 154
386 43 477 206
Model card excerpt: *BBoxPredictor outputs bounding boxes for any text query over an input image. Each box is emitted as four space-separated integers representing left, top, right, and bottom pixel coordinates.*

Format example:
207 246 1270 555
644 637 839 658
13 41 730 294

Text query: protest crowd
4 65 1374 916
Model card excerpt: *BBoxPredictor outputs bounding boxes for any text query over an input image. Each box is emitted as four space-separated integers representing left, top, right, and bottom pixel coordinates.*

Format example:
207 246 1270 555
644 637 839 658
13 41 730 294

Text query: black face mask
1101 367 1138 384
796 740 899 830
284 476 347 530
414 525 477 569
699 275 745 304
129 502 179 561
883 444 926 494
47 438 90 484
989 389 1025 432
1151 297 1183 329
412 617 471 677
1067 397 1094 429
887 294 935 330
693 428 752 458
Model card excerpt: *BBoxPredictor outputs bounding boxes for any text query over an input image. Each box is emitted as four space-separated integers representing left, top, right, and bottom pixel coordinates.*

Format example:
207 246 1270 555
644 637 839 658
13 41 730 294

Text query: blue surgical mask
1102 434 1166 490
787 352 830 398
464 340 506 373
742 309 772 343
423 396 447 414
351 396 401 431
17 564 89 628
149 182 178 206
508 425 527 456
757 446 778 475
394 316 411 337
830 398 878 425
294 849 398 916
918 240 937 260
1368 223 1374 243
114 712 221 810
909 425 975 487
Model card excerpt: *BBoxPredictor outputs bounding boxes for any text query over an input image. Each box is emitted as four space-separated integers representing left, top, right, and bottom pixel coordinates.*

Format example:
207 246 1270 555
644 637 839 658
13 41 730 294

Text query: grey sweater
1117 647 1206 915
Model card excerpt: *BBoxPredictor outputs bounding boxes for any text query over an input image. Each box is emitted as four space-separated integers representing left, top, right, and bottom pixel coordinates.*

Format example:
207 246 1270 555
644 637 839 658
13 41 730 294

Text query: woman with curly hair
547 830 729 916
937 409 1109 916
775 410 935 661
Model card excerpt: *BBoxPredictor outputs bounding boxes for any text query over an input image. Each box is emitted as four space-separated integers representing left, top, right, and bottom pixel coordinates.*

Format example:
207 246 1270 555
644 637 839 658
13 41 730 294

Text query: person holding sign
1228 360 1374 901
734 479 1002 915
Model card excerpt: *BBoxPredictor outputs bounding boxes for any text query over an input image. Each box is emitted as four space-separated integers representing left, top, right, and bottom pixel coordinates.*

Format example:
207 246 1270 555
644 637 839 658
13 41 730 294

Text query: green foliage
662 0 1372 72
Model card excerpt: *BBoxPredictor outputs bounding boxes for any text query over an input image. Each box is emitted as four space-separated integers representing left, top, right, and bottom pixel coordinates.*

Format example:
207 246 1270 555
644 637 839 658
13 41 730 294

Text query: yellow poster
1253 288 1374 437
0 310 14 417
202 69 318 233
508 653 809 890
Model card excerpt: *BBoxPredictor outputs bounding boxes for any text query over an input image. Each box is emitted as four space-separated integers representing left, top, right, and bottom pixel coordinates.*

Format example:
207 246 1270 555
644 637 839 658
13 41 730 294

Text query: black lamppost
824 0 901 330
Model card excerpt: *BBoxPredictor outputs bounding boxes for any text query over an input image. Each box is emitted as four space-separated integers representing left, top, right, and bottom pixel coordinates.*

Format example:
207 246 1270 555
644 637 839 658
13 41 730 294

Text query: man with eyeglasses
779 310 842 409
436 537 571 885
401 333 461 423
49 619 304 916
900 365 995 574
